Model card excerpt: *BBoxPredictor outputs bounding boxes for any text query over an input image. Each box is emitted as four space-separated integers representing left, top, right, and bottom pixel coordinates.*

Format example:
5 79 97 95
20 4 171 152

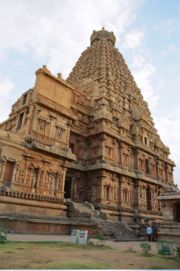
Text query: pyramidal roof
67 28 171 156
67 27 140 97
67 28 153 124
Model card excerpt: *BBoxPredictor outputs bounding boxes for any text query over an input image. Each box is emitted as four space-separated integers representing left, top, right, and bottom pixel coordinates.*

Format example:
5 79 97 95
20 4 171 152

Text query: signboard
71 229 79 244
78 230 88 245
71 229 88 245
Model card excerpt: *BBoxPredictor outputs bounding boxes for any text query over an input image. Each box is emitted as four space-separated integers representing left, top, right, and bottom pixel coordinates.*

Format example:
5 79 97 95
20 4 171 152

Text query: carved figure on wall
44 173 49 189
49 174 56 196
92 184 100 201
31 168 39 193
38 170 44 187
25 168 31 185
0 160 3 178
139 186 147 209
122 187 130 205
151 189 158 211
55 173 61 192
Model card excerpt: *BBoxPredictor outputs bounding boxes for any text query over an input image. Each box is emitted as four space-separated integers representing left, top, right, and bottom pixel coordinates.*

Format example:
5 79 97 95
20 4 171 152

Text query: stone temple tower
0 28 176 233
66 27 176 222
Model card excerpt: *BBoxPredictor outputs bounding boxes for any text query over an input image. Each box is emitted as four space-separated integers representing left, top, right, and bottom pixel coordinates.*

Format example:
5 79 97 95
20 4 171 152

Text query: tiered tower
66 28 175 221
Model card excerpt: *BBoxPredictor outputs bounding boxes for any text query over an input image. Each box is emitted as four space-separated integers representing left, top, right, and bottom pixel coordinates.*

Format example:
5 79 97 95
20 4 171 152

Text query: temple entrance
64 177 72 199
175 203 180 222
3 161 15 187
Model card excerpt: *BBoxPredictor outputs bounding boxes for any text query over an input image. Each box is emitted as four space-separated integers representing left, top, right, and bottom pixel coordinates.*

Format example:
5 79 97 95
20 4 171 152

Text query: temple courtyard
0 234 180 269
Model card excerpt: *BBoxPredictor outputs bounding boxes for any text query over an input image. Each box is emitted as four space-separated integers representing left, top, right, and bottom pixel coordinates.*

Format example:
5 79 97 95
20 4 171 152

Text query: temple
0 28 177 235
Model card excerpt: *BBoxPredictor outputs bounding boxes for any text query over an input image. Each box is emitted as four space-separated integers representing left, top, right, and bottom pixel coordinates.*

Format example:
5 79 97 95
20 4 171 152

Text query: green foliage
140 242 151 254
96 232 105 246
87 237 95 246
175 246 180 258
0 231 7 244
158 240 174 257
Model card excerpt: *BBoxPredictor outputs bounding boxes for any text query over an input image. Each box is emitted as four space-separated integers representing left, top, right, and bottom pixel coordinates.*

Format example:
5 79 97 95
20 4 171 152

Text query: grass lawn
0 241 180 269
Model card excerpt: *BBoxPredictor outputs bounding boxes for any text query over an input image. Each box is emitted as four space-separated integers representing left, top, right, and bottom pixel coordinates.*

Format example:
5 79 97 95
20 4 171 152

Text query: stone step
67 201 143 241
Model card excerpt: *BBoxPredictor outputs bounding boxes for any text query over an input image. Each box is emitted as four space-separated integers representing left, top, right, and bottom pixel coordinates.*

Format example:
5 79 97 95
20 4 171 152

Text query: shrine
0 28 177 235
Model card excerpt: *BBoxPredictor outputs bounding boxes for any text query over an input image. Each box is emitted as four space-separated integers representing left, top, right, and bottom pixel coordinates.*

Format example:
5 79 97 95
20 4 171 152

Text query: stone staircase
67 200 144 241
97 220 143 241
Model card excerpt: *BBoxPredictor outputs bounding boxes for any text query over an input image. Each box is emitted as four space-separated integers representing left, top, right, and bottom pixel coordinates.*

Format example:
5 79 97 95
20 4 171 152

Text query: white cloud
0 0 144 121
130 53 158 111
156 17 180 38
161 18 177 36
0 76 14 122
155 111 180 187
122 29 144 49
129 51 180 188
0 0 143 76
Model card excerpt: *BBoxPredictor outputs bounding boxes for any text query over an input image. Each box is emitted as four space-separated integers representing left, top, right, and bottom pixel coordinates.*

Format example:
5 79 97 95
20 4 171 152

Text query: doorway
146 186 152 211
64 177 72 199
3 161 15 187
174 203 180 222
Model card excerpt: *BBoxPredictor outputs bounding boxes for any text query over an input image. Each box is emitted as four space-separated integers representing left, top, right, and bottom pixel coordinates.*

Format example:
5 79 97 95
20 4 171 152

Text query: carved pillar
10 163 18 188
22 160 29 185
164 163 168 182
119 142 123 165
102 135 107 161
132 147 138 170
55 172 63 198
29 168 34 187
36 168 41 190
0 160 5 184
67 119 73 143
61 168 68 198
32 107 40 133
155 158 159 179
38 169 43 187
31 167 40 194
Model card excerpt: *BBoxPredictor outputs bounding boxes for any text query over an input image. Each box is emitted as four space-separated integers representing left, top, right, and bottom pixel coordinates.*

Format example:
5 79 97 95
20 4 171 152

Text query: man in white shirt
146 225 153 242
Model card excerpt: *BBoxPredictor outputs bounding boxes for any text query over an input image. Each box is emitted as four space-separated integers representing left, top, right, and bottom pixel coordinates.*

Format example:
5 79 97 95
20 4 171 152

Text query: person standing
146 224 153 242
152 222 158 241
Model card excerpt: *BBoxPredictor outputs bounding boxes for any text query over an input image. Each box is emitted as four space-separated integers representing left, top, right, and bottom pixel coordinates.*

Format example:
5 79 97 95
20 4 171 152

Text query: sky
0 0 179 187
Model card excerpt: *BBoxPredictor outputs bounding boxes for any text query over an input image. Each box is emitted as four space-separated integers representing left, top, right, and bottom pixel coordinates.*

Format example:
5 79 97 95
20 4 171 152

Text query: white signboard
71 229 79 244
78 230 88 245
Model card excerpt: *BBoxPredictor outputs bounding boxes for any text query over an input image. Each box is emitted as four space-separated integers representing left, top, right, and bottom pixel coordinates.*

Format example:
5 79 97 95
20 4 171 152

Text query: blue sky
0 0 179 187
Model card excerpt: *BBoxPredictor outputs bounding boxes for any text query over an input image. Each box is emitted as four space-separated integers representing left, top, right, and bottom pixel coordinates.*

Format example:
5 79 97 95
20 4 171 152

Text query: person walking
146 224 153 242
